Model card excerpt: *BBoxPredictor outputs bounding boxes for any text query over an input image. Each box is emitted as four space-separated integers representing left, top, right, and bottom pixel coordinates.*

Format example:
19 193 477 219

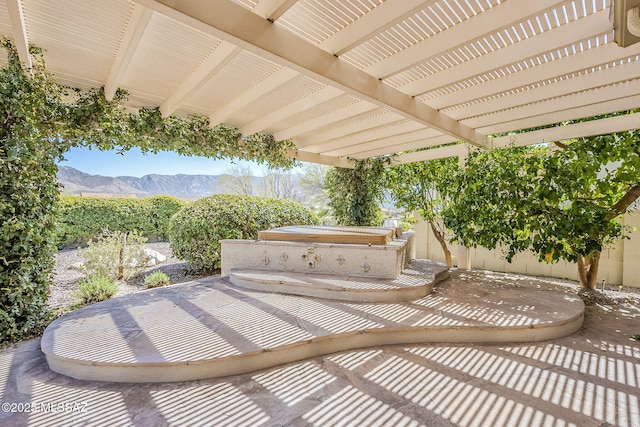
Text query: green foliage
76 230 149 281
127 108 297 169
75 275 118 305
384 157 458 222
444 145 543 260
144 271 170 289
384 158 459 266
56 195 186 247
168 194 320 272
325 158 388 226
445 130 640 289
0 41 93 342
298 163 332 222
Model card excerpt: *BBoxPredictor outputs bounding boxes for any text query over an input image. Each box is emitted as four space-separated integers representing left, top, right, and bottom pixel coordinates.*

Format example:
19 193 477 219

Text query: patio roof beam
137 0 488 148
306 120 426 154
340 128 449 157
400 10 612 97
349 135 458 159
274 99 378 141
251 0 299 22
364 0 568 79
160 40 241 117
286 149 354 168
104 4 153 101
296 110 401 148
393 144 468 164
318 0 432 56
208 67 299 126
6 0 32 69
492 114 640 148
466 77 640 131
240 85 343 136
479 93 640 136
436 42 640 113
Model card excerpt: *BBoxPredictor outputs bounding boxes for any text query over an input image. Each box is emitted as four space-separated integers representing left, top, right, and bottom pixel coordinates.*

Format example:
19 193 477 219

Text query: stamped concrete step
228 260 449 302
41 272 585 383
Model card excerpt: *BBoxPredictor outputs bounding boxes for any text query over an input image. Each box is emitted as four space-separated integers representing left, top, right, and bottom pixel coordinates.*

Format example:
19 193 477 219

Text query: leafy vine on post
0 40 297 343
325 157 389 226
384 157 459 268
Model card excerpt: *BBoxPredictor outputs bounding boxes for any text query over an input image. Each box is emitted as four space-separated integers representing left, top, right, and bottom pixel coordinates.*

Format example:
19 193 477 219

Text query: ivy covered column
1 43 64 341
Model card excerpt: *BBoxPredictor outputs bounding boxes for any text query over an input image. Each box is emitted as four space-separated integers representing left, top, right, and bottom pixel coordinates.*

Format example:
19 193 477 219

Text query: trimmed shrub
148 196 187 239
56 195 186 248
144 271 170 288
168 194 320 272
75 274 118 305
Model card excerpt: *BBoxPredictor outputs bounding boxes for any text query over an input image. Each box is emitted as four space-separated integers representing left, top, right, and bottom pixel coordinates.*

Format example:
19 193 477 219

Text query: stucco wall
414 211 640 288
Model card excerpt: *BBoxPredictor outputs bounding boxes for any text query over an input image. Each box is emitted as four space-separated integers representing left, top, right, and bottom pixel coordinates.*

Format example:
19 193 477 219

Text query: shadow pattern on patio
1 270 639 426
40 266 584 383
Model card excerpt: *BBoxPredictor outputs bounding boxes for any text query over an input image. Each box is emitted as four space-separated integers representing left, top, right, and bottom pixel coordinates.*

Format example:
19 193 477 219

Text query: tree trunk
576 251 600 290
429 220 453 268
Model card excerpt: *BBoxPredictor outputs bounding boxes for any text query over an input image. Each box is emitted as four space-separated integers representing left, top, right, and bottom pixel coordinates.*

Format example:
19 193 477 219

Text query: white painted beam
274 99 378 140
209 67 299 126
349 135 457 159
400 10 612 97
318 0 431 56
340 128 448 157
492 114 640 148
286 149 354 168
480 93 640 136
296 110 401 148
136 0 488 148
308 119 425 154
364 0 567 79
240 85 342 135
465 75 640 130
105 4 153 101
6 0 31 69
252 0 298 21
160 41 241 117
394 144 468 164
435 41 640 113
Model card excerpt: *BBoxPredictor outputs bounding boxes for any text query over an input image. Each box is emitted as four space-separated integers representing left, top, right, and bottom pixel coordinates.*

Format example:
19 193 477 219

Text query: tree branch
608 183 640 219
553 140 568 150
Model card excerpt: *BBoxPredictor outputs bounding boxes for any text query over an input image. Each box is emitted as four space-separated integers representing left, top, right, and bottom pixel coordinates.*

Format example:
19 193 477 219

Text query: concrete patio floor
1 269 639 426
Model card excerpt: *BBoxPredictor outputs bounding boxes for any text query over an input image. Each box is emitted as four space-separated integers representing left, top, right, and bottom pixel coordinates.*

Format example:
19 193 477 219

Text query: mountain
57 166 221 199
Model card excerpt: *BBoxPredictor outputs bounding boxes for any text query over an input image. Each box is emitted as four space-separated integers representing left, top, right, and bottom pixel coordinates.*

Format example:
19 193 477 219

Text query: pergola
2 0 639 167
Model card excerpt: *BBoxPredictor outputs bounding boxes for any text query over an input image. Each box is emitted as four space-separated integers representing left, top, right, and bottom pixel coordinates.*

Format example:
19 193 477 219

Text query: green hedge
168 194 320 272
56 195 186 248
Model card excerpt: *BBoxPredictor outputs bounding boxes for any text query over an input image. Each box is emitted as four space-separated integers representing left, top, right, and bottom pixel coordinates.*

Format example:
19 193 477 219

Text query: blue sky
58 146 272 177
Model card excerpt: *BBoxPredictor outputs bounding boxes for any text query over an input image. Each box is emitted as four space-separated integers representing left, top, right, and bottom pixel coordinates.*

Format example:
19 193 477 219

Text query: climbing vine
325 157 389 226
0 40 295 343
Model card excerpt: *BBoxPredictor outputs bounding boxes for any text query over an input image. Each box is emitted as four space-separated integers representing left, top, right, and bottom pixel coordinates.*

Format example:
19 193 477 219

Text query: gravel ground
50 242 213 310
52 243 640 311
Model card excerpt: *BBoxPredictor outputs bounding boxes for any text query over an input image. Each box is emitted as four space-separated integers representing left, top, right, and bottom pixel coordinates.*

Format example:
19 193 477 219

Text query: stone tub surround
220 231 415 279
41 274 585 383
258 225 398 245
228 259 450 303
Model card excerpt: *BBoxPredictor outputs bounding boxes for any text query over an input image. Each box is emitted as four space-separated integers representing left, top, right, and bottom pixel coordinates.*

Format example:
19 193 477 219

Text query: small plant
144 271 170 288
77 229 150 281
75 275 118 305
